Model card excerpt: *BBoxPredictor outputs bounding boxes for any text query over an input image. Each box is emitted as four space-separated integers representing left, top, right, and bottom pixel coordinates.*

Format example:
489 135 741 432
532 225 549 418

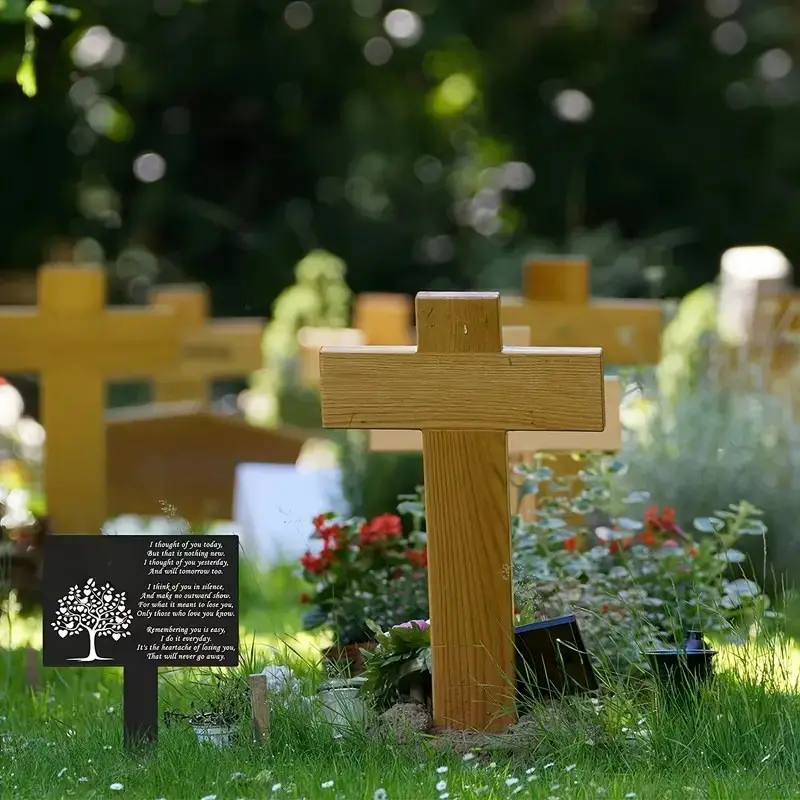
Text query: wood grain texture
319 349 605 431
424 429 516 731
369 377 621 453
501 298 662 365
416 294 515 731
298 327 366 387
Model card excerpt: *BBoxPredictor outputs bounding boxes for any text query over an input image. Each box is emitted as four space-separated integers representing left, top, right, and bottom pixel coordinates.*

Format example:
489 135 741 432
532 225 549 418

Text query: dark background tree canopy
1 0 798 315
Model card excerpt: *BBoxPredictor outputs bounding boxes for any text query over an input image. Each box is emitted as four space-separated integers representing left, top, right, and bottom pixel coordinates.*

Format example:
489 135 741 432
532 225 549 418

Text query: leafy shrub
512 456 772 674
298 508 428 646
360 619 431 711
247 249 352 429
622 356 800 598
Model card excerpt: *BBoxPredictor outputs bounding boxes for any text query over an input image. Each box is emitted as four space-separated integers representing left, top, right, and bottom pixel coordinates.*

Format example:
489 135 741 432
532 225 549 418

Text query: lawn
2 561 800 800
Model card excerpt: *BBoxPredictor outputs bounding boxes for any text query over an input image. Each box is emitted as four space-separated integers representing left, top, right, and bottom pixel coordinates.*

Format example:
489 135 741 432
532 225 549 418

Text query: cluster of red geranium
299 512 428 577
563 505 697 556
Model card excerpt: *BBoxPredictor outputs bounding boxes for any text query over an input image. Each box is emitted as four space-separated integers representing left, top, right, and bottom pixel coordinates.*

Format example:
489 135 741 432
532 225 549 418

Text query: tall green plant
248 250 351 429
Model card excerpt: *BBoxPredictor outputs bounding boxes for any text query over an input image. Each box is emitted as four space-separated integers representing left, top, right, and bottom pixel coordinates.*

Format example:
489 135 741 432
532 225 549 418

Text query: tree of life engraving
51 578 133 662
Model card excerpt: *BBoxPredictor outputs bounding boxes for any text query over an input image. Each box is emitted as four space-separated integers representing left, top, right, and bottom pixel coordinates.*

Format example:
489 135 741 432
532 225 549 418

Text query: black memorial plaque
515 614 598 704
43 535 239 668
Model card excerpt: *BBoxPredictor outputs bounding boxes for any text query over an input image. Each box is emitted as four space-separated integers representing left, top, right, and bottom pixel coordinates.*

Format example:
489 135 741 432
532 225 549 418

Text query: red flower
644 505 679 533
300 548 336 575
312 514 328 531
563 536 579 552
406 547 428 568
319 523 346 550
608 537 633 554
638 530 657 547
359 514 403 545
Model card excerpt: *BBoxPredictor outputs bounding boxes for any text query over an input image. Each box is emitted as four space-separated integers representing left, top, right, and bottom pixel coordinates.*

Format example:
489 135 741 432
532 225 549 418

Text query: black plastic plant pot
647 630 718 698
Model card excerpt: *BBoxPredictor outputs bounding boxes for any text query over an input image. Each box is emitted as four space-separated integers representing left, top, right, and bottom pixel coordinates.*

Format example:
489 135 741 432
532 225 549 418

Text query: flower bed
299 504 429 653
302 456 773 691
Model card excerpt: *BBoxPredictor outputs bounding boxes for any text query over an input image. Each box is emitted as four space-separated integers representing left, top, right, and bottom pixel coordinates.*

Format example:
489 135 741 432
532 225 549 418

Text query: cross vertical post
319 292 605 731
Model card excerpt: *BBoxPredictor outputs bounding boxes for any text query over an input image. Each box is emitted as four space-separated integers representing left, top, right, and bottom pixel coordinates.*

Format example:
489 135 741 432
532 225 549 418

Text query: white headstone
233 463 348 566
718 246 791 346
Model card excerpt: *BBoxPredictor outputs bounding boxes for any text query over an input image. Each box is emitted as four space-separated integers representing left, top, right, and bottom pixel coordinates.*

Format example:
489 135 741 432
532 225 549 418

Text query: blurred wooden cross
318 291 605 732
500 256 662 365
148 285 264 405
0 266 181 533
352 292 414 345
501 256 660 511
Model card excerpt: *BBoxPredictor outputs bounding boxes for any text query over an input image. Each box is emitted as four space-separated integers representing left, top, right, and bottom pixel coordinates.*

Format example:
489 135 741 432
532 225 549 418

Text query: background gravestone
43 534 239 747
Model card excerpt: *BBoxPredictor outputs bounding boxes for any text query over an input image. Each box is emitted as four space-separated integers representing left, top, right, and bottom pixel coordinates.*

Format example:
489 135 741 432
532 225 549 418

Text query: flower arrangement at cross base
299 503 429 669
360 619 431 711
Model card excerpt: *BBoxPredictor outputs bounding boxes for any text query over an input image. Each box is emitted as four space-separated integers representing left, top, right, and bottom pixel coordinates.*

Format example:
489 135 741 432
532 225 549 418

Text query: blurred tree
0 0 798 311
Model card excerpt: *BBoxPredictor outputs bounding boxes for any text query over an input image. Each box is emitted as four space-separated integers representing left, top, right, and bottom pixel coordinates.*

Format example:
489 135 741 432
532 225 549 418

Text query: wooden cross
368 325 620 518
501 256 662 365
0 266 180 534
148 285 264 404
352 292 414 345
319 292 605 732
502 256 659 511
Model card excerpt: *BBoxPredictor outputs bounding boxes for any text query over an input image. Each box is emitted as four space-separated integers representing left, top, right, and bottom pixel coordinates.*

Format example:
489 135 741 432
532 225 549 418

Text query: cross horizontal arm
171 320 264 378
369 376 622 452
501 299 661 364
0 309 178 373
320 346 605 431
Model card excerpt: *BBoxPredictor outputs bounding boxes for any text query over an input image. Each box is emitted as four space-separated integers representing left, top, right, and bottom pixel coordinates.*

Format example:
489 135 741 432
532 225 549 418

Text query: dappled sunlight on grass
716 637 800 692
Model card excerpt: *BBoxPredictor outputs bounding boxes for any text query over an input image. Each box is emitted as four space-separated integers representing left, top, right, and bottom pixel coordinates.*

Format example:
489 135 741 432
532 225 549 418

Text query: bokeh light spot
364 37 393 66
133 152 166 183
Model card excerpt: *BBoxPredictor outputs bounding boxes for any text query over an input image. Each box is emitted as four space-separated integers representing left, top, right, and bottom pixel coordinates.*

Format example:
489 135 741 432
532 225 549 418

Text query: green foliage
512 456 772 675
359 619 431 710
337 431 424 522
249 250 351 429
1 0 80 96
164 668 250 727
475 224 687 298
620 367 800 596
6 1 800 309
657 284 719 402
298 509 428 646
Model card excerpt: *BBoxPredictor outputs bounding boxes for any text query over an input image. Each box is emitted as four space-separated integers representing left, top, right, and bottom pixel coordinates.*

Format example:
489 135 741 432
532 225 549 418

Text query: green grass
3 561 800 798
2 636 800 799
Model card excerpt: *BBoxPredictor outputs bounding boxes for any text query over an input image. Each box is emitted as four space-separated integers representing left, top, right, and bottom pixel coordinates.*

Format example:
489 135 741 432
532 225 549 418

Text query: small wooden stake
123 664 159 748
249 673 270 743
